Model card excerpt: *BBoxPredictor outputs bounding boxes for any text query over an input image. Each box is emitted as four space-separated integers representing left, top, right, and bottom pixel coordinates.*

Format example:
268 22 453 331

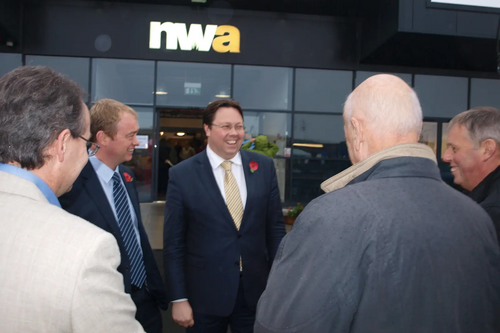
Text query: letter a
212 25 240 53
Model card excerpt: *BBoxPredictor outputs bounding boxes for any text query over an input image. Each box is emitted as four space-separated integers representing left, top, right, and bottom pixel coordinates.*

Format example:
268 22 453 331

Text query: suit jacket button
237 234 242 239
235 261 239 265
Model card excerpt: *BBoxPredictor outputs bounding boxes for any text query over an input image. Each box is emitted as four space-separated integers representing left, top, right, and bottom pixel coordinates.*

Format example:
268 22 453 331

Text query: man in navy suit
163 99 286 333
60 99 168 333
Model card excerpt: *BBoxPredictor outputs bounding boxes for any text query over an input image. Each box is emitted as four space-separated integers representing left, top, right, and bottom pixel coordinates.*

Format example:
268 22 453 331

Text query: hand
172 301 194 328
250 138 255 143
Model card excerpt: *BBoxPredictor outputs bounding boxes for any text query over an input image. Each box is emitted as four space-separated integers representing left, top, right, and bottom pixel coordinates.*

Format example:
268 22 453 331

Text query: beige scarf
320 143 437 193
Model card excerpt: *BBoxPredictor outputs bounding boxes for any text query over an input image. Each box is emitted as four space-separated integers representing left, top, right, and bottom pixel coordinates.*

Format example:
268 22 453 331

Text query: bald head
343 74 423 163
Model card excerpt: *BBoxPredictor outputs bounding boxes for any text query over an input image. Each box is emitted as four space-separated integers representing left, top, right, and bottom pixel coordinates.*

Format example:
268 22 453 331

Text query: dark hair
0 66 85 169
202 99 244 126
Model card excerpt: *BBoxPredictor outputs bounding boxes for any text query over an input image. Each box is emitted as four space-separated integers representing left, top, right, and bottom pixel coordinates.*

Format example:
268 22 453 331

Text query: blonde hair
89 99 137 141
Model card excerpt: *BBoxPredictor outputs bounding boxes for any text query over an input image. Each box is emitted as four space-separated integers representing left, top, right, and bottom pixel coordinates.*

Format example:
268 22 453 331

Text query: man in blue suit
164 99 286 333
60 99 168 333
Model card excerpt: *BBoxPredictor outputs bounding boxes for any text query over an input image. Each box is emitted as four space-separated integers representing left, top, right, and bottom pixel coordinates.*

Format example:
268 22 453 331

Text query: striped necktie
112 172 147 288
221 161 244 230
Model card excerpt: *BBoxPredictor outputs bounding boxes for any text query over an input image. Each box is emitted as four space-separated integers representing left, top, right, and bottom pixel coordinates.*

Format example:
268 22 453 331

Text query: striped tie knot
221 160 232 172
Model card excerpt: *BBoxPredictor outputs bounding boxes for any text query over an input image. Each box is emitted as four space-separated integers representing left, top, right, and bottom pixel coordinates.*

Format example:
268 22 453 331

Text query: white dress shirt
206 144 247 208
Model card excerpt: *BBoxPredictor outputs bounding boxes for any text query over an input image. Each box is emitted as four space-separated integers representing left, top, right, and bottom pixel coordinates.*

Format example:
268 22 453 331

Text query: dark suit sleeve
163 167 188 301
265 161 286 262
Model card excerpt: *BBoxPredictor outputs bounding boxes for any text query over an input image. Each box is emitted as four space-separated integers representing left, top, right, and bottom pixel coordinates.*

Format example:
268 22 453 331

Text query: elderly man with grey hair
443 106 500 243
254 74 500 333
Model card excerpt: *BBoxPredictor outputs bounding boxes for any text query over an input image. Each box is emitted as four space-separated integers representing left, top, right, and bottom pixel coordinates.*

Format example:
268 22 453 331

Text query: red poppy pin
123 172 133 182
249 161 259 173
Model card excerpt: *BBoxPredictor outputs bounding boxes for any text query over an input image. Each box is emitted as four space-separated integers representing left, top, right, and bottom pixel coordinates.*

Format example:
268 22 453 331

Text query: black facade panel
22 1 358 69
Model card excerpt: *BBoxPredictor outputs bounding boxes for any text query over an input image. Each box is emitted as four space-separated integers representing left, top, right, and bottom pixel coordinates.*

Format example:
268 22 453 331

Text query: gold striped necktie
221 161 244 230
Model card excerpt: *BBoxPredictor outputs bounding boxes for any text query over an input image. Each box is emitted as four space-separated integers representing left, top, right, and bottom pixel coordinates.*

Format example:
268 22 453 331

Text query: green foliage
287 203 304 218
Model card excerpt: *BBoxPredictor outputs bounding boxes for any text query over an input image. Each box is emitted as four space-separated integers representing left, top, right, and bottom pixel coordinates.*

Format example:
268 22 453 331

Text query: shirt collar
90 156 120 183
206 144 242 170
0 163 61 207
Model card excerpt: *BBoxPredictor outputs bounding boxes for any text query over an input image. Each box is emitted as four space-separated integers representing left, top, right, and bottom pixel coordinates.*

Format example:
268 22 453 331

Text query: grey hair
343 81 422 137
449 106 500 148
0 66 85 169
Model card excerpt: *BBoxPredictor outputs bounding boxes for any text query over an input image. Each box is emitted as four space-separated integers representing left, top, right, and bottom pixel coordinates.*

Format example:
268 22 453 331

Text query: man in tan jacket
0 66 145 333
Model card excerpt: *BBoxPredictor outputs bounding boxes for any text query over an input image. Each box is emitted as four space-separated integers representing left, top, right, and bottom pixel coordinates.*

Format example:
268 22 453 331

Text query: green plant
287 203 304 218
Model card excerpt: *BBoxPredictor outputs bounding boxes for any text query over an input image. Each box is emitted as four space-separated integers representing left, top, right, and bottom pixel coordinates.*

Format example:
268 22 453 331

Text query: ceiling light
160 131 164 136
176 132 186 137
155 91 168 95
215 94 231 98
293 143 324 148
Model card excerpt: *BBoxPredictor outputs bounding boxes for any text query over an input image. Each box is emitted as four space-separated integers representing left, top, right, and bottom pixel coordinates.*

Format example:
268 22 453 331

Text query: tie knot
221 161 232 171
112 172 121 183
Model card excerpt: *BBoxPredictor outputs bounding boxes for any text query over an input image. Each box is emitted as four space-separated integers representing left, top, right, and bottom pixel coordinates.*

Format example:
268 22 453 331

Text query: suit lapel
240 151 255 225
80 162 122 237
119 166 141 223
197 151 236 228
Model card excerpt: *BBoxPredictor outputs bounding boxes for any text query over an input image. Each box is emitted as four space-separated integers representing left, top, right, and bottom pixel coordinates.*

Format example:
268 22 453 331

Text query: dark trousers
131 286 163 333
187 278 255 333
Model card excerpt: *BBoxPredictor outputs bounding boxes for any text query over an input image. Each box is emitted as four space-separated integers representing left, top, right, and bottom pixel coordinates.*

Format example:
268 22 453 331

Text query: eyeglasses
79 136 100 157
211 123 246 132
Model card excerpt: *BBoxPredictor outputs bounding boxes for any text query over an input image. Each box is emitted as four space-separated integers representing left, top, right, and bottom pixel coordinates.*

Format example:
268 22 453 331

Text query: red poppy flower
123 172 133 182
249 161 259 173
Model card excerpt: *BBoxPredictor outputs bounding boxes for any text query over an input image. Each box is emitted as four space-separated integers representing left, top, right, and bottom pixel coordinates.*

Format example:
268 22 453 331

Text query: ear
203 124 211 137
350 117 363 152
56 129 72 163
96 130 109 146
481 139 498 161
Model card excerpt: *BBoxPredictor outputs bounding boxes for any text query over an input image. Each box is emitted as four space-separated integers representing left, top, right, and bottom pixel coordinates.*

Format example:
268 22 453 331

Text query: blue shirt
89 156 142 247
0 163 61 208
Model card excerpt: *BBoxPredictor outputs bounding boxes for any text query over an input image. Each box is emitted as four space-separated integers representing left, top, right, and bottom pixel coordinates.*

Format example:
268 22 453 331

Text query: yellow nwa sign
149 21 240 53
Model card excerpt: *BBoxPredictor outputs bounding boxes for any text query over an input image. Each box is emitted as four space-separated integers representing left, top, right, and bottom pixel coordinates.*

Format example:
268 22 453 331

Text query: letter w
174 23 217 52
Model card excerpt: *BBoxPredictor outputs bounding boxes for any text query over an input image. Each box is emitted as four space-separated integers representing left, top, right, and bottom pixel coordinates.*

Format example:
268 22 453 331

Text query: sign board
184 82 201 96
136 135 149 149
149 22 240 53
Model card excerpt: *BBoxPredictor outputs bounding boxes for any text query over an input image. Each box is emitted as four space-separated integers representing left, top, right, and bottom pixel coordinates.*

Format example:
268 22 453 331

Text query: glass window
233 65 293 110
244 112 291 157
293 114 347 159
290 114 351 204
132 107 154 153
26 55 90 101
355 71 412 87
0 53 22 77
420 122 438 155
91 58 154 105
441 122 449 159
156 62 231 107
294 69 352 113
134 107 154 132
414 75 468 118
470 78 500 109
